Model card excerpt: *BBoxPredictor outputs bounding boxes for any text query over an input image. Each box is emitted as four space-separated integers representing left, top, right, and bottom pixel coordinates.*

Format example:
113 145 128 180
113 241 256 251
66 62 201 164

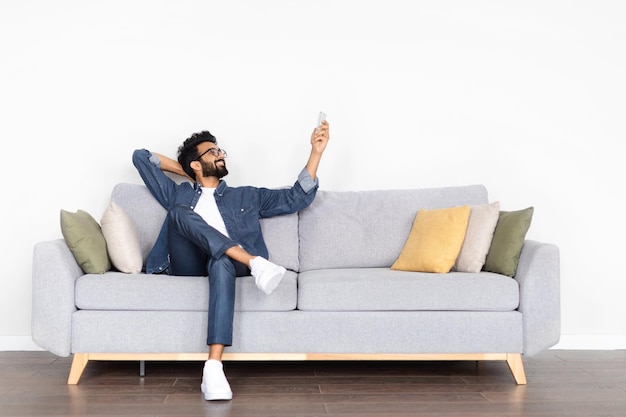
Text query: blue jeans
167 205 249 346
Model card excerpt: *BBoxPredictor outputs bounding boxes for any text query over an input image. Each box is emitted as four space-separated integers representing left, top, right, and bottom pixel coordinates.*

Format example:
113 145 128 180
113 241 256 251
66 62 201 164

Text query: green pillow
60 209 111 274
483 207 533 277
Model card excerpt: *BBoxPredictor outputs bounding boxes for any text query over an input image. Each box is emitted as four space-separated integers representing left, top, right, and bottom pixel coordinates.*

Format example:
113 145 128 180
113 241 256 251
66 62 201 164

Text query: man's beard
201 159 228 178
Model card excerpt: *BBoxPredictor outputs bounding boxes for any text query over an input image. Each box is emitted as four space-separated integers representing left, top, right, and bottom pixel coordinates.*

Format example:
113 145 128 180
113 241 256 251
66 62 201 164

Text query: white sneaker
250 256 286 295
201 359 232 401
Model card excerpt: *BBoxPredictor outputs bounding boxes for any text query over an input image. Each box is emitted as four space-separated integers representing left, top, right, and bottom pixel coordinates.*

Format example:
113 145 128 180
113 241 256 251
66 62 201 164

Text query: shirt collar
193 180 228 193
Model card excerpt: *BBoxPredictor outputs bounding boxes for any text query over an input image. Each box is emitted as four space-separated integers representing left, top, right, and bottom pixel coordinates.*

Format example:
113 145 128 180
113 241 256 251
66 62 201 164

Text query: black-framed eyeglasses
196 147 227 161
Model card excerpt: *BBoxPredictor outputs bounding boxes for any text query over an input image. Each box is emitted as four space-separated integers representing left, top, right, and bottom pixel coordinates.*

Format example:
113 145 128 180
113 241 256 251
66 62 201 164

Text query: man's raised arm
305 120 330 180
151 152 194 181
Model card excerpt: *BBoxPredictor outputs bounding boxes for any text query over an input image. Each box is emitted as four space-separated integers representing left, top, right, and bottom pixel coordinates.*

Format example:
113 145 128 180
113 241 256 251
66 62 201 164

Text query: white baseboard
1 335 624 352
0 336 44 351
552 335 626 350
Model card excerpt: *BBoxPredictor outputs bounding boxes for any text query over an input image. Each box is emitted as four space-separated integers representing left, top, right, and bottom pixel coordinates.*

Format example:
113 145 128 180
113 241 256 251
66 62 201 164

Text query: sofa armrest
32 239 83 357
514 239 561 356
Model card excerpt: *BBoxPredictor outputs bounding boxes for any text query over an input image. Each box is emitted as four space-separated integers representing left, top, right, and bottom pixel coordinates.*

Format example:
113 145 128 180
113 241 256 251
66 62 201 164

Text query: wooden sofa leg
506 353 527 384
68 353 89 385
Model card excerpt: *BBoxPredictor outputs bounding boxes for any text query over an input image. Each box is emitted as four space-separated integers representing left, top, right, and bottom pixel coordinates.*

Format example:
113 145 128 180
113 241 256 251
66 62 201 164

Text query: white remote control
317 111 326 127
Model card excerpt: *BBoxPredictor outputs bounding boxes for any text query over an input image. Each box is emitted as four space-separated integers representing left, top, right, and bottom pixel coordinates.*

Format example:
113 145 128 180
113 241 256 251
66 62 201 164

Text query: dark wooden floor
0 350 625 417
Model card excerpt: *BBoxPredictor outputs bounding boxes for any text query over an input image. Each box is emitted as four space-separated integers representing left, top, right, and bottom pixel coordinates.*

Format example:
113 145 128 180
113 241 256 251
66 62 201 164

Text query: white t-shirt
194 187 230 238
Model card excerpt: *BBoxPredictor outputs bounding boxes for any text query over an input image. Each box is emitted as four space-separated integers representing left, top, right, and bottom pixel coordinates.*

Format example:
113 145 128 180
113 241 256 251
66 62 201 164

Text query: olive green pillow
483 207 533 277
60 209 111 274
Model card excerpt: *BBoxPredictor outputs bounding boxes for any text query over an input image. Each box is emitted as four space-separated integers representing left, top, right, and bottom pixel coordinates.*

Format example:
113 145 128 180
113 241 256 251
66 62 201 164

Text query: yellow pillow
391 206 471 273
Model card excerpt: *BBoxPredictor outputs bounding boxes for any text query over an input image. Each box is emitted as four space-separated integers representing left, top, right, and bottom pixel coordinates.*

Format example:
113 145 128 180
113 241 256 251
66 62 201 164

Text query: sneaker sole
204 391 233 401
259 271 285 295
201 384 233 401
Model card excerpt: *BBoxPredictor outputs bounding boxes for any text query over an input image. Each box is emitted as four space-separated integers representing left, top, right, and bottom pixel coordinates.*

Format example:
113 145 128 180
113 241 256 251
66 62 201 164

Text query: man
132 120 329 400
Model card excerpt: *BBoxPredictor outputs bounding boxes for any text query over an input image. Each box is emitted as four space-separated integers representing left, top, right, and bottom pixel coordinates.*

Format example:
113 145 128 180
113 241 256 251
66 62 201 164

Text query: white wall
1 0 624 350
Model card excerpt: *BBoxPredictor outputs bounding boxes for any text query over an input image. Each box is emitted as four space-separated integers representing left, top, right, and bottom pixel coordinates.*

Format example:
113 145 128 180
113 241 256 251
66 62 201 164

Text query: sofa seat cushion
75 271 297 312
297 269 519 312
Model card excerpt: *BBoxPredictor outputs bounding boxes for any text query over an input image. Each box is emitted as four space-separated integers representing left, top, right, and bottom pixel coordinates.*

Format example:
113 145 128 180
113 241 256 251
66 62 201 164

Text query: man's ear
190 160 201 172
188 160 202 180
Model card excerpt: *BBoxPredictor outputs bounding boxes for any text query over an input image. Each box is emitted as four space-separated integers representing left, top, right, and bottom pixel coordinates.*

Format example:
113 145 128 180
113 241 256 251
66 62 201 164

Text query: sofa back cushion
110 183 300 271
298 185 489 272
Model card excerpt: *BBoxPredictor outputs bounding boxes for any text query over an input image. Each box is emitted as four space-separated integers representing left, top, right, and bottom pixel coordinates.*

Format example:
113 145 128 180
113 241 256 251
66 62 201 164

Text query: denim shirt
132 149 319 274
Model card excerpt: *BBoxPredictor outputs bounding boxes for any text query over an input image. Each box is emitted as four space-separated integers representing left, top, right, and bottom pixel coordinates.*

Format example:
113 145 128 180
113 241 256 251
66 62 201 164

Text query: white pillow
454 201 500 273
101 202 143 274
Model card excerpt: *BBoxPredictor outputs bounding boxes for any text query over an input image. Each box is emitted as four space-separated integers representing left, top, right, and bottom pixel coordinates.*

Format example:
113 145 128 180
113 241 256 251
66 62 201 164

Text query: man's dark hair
177 131 217 179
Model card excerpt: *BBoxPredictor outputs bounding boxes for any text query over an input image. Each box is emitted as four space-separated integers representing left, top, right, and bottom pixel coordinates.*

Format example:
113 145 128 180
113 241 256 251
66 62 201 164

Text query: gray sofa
32 183 560 385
